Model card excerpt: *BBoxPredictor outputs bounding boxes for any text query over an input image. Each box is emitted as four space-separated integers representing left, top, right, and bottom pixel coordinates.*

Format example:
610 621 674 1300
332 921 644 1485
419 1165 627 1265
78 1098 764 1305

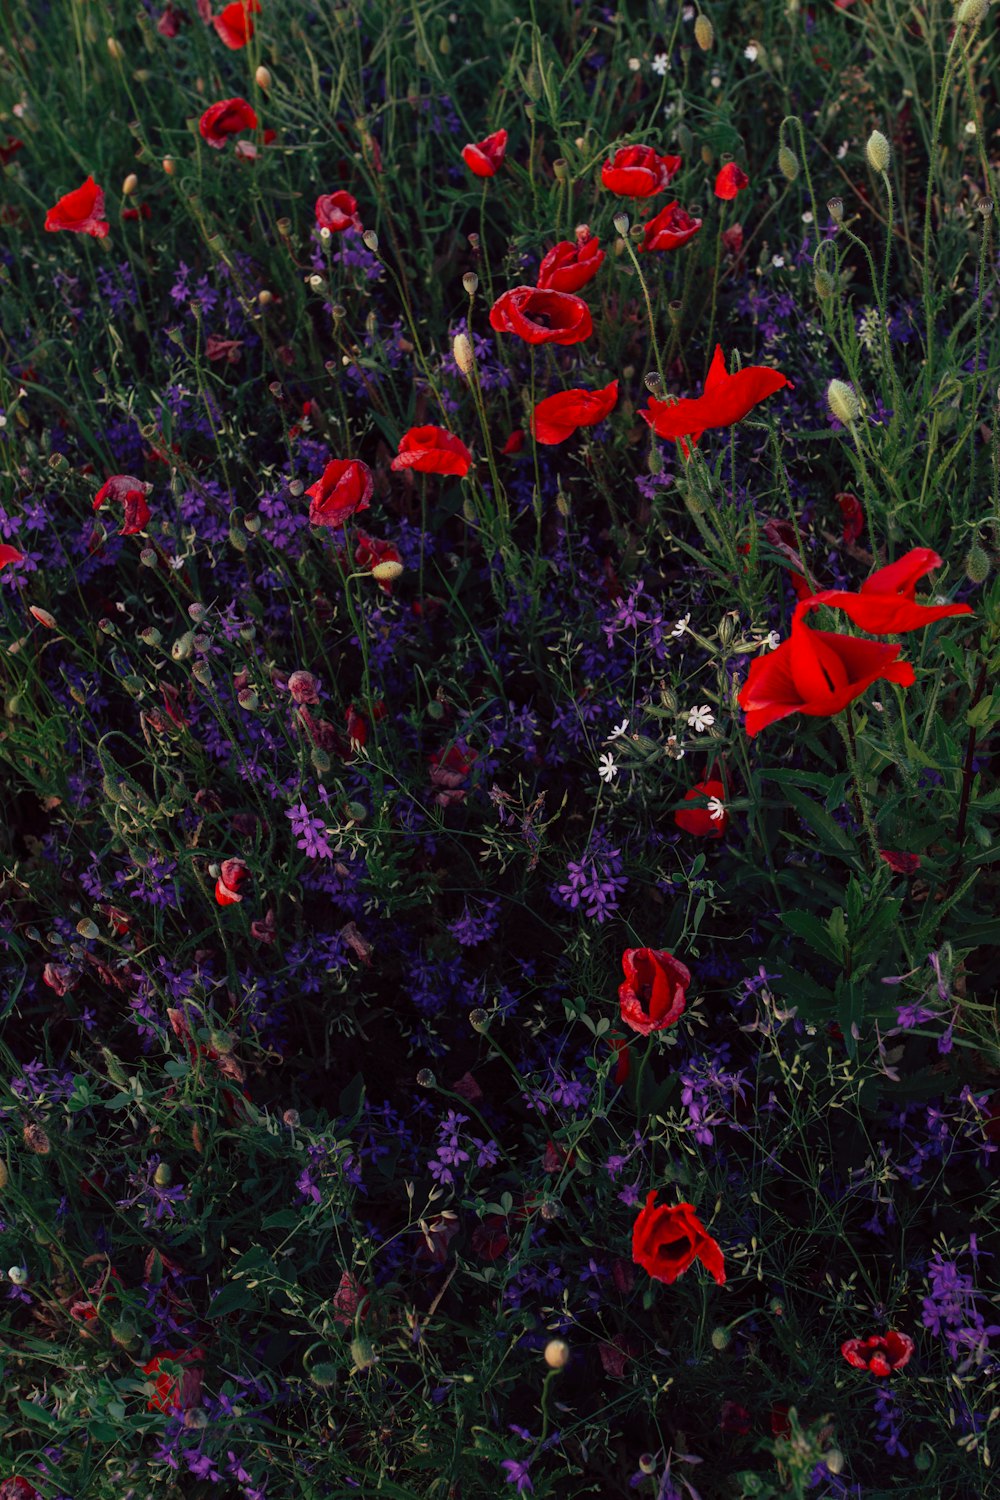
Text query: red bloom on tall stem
0 543 24 571
306 459 372 529
632 1194 726 1286
315 190 361 232
391 426 472 477
45 176 109 238
602 144 681 197
738 619 915 738
639 201 702 252
714 162 749 200
143 1347 205 1412
841 1331 914 1376
618 948 690 1036
531 379 618 445
537 233 604 293
461 128 508 178
642 344 791 452
489 286 592 346
212 0 260 48
199 97 258 149
215 858 250 906
674 778 729 838
795 548 974 634
93 474 153 535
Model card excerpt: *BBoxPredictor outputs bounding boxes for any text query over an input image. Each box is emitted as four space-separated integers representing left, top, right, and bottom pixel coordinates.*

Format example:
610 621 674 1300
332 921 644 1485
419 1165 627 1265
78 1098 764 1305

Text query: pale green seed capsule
866 129 891 173
778 146 799 181
827 379 861 424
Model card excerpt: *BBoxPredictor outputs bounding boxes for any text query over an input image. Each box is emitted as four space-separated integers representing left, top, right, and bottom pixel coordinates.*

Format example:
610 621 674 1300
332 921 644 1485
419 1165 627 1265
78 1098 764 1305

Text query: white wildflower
652 53 670 75
607 718 630 742
707 795 726 822
598 753 619 784
687 704 715 733
671 613 690 638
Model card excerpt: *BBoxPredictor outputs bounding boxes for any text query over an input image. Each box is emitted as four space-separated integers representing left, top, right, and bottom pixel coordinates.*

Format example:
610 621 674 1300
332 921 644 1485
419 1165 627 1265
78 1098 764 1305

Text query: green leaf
208 1282 254 1318
782 910 842 965
781 784 859 859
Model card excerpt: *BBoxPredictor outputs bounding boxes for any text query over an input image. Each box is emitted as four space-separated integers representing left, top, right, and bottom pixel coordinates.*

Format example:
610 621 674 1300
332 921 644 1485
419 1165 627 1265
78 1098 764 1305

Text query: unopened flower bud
956 0 989 23
362 229 379 253
827 196 844 222
154 1161 172 1188
23 1122 50 1155
814 267 836 299
966 543 991 583
416 1068 436 1088
777 146 799 181
866 129 891 174
463 271 479 296
122 172 138 196
258 289 273 306
694 14 714 49
827 379 860 425
111 1315 139 1349
371 559 404 583
107 36 124 59
638 1454 657 1476
613 211 630 237
350 1336 377 1371
29 607 56 630
544 1339 571 1369
710 1326 731 1350
825 1450 845 1476
162 156 176 175
255 64 272 90
452 331 475 376
8 1264 29 1285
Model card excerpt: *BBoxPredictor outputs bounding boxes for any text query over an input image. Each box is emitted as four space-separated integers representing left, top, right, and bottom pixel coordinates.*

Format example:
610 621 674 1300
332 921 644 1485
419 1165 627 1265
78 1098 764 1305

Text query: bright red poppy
501 430 525 456
632 1194 726 1286
44 176 109 238
841 1331 914 1376
639 201 702 252
391 425 472 477
795 548 974 635
879 849 921 875
199 97 258 149
674 778 729 838
537 233 604 293
642 344 791 452
215 858 250 906
837 492 864 545
354 531 402 591
462 128 508 178
618 947 690 1037
531 379 618 445
306 459 372 529
715 162 750 200
315 190 361 233
0 543 24 571
602 144 681 198
143 1347 205 1413
738 619 915 738
93 474 153 535
489 286 592 346
212 0 259 47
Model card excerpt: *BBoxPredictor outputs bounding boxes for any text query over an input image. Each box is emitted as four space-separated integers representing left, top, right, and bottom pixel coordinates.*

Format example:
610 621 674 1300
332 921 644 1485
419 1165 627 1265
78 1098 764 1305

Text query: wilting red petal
461 127 507 178
199 97 258 149
643 345 791 446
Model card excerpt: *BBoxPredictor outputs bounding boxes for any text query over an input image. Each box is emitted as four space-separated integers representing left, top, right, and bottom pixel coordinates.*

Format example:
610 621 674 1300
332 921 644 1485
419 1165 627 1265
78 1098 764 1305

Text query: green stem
621 235 664 386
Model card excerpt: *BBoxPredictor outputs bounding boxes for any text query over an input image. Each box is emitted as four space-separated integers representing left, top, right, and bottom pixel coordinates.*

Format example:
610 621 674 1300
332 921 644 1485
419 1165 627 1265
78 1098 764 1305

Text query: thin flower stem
838 707 881 865
621 236 664 386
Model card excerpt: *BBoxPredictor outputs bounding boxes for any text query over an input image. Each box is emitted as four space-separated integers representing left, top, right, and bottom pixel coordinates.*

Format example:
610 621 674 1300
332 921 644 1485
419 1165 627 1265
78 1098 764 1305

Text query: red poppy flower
332 1270 370 1326
354 531 402 590
157 4 183 35
0 543 24 571
643 344 791 452
738 618 915 738
715 162 750 200
93 474 153 535
841 1331 914 1376
674 778 729 838
489 286 592 346
836 492 864 545
722 222 744 259
212 0 259 47
879 849 921 875
45 176 109 238
215 857 250 906
199 97 258 149
537 233 604 293
720 1401 752 1437
639 201 703 252
306 459 373 529
795 548 974 635
618 948 690 1037
531 379 618 445
0 1480 40 1500
391 425 472 477
461 127 508 178
501 430 525 456
608 1033 631 1085
315 190 361 233
143 1347 205 1412
602 144 681 198
632 1194 726 1286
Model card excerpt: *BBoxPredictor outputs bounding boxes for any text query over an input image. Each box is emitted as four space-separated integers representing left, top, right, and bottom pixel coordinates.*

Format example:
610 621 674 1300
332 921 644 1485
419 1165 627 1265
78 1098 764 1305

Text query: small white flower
802 210 814 224
763 630 781 652
707 796 726 822
836 141 849 160
627 56 641 71
744 43 759 61
683 3 695 18
0 415 7 430
319 226 332 241
652 52 670 75
711 74 722 88
598 753 619 784
687 704 715 733
671 613 690 638
663 101 677 118
871 700 884 713
7 1265 29 1285
965 120 977 135
607 718 630 741
771 254 785 268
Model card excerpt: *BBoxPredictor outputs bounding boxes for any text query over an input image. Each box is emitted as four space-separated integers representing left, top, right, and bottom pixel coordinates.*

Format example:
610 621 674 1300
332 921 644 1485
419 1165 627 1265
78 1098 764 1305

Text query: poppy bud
827 379 860 424
112 1314 139 1349
827 196 844 222
310 1359 339 1388
371 559 404 583
350 1336 376 1371
694 14 714 49
544 1339 570 1369
956 0 989 23
416 1069 436 1088
777 146 799 181
154 1161 172 1188
122 172 138 196
824 1450 845 1476
362 230 379 253
452 332 475 376
107 37 124 58
866 129 891 174
814 267 836 299
613 211 630 237
463 271 479 296
255 65 272 89
966 543 991 583
29 607 56 630
162 156 176 175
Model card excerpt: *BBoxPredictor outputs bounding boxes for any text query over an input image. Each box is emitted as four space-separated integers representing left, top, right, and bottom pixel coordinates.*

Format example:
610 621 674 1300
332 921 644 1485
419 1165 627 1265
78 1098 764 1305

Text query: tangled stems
618 229 665 387
921 25 965 376
837 706 881 867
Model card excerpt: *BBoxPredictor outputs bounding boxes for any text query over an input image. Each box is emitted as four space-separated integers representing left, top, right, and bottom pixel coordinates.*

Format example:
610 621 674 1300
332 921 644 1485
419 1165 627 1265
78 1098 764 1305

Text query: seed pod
23 1122 51 1155
362 229 379 253
966 543 991 583
827 196 844 222
463 271 479 296
613 212 630 237
122 172 138 196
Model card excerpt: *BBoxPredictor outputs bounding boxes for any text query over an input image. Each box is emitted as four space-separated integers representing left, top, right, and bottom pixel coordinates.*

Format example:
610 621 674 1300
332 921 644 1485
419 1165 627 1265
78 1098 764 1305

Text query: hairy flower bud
544 1339 571 1369
694 14 714 49
255 65 272 89
965 543 991 583
956 0 989 23
866 129 891 174
463 271 479 296
813 267 836 299
777 146 799 182
827 379 861 425
452 331 475 376
613 211 630 237
371 558 404 583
